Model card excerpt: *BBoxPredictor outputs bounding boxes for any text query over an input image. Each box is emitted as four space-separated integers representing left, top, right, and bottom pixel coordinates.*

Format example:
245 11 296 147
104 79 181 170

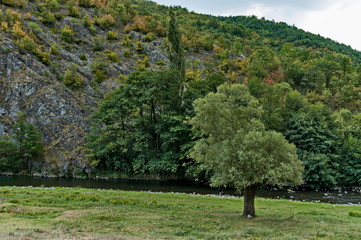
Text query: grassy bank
0 187 360 239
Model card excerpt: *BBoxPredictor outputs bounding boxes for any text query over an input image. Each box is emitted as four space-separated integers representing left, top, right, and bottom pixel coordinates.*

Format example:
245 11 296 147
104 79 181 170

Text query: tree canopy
190 84 304 217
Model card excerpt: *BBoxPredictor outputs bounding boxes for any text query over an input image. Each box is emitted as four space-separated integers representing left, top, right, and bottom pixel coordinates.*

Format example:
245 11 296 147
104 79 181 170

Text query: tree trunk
243 185 257 218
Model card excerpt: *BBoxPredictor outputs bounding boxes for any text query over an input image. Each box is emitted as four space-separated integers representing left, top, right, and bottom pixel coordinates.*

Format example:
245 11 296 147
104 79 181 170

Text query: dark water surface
0 176 360 205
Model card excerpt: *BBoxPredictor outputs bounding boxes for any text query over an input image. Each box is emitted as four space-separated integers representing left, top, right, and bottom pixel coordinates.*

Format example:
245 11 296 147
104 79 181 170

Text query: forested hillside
222 15 361 64
0 0 360 188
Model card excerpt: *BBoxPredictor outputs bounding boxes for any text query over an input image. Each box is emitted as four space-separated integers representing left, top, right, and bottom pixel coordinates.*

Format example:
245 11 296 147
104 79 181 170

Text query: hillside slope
0 0 360 177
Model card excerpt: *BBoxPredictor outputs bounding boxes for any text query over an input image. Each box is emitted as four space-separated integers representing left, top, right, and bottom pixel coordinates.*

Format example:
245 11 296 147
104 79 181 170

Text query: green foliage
0 0 27 8
88 70 191 176
0 138 18 171
60 26 74 43
91 59 108 83
0 113 45 172
106 31 118 40
190 83 303 217
226 15 361 64
93 37 105 51
168 8 185 80
39 10 56 24
50 44 60 55
349 211 361 218
143 32 156 42
123 49 131 58
79 53 87 61
63 69 84 89
190 84 304 190
285 103 338 189
27 22 43 32
95 14 116 29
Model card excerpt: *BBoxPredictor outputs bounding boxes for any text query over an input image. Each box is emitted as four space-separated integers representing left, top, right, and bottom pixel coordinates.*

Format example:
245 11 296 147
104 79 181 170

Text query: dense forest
0 0 360 189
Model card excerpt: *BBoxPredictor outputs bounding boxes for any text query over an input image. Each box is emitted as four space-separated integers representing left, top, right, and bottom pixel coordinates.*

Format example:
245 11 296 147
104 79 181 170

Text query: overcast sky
152 0 361 51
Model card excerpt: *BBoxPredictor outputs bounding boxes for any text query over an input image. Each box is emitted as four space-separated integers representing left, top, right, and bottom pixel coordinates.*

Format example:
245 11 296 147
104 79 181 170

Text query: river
0 176 360 205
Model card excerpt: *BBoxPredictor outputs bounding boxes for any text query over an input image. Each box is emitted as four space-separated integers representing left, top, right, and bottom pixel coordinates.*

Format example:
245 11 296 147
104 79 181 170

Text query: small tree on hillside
190 84 304 218
13 113 44 171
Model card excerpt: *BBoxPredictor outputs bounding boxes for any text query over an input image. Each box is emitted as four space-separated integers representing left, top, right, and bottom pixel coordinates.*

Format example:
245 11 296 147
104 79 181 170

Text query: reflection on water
0 176 360 205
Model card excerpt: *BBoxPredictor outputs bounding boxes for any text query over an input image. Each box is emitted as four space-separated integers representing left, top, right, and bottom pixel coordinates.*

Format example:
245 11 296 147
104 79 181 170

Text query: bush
17 36 36 52
60 26 74 43
156 59 166 66
79 53 87 61
95 14 115 29
11 21 26 39
93 37 105 51
39 10 56 24
27 22 43 32
135 41 144 53
106 31 118 40
82 14 93 28
105 50 119 62
34 48 51 65
78 0 95 8
349 211 361 218
91 60 108 83
143 32 155 42
50 44 60 55
45 0 59 11
0 0 27 8
94 69 106 83
63 69 84 89
123 49 131 58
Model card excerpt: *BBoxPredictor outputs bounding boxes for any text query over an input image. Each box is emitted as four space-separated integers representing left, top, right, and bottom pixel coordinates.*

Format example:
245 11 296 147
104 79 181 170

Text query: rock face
0 10 170 175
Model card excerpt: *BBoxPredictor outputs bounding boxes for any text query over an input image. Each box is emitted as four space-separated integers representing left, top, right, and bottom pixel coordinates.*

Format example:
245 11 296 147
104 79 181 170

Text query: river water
0 176 360 205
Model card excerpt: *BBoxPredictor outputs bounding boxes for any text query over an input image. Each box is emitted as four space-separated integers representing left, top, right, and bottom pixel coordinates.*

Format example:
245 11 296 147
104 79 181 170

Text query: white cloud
296 1 361 51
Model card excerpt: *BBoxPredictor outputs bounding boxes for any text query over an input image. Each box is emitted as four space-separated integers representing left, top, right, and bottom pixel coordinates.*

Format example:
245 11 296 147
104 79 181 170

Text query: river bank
0 186 360 239
1 175 361 205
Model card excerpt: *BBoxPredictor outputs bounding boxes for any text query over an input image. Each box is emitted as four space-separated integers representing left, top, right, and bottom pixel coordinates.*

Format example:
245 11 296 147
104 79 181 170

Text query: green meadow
0 186 360 239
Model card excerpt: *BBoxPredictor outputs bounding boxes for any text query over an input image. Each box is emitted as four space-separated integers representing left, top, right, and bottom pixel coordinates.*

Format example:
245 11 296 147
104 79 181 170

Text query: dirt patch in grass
56 209 92 220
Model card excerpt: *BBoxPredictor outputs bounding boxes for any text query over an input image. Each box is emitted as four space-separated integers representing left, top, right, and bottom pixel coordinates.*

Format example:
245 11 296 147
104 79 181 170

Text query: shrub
79 53 87 61
63 69 84 89
82 14 93 28
135 41 144 53
27 22 43 32
39 10 56 24
78 0 95 8
91 60 108 83
156 59 166 66
50 44 60 55
143 32 155 42
123 49 131 58
34 48 51 65
17 36 36 52
137 56 150 69
60 26 74 43
11 21 26 39
349 211 361 218
95 14 115 29
0 0 27 8
45 0 59 11
93 37 105 51
94 69 106 83
106 31 118 40
105 50 119 62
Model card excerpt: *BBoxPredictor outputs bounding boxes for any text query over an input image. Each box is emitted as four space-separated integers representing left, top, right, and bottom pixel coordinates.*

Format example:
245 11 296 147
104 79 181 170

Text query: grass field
0 186 360 239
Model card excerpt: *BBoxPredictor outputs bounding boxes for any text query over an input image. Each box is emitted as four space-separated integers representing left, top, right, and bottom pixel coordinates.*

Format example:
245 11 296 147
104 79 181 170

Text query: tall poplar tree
168 8 186 97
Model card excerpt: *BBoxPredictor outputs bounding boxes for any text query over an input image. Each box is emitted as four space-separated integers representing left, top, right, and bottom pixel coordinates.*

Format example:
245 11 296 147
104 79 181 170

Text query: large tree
190 84 304 218
168 8 186 97
88 70 193 176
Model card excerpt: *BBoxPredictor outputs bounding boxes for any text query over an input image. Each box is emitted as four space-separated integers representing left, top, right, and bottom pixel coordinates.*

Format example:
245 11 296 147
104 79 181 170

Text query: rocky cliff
0 2 171 176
